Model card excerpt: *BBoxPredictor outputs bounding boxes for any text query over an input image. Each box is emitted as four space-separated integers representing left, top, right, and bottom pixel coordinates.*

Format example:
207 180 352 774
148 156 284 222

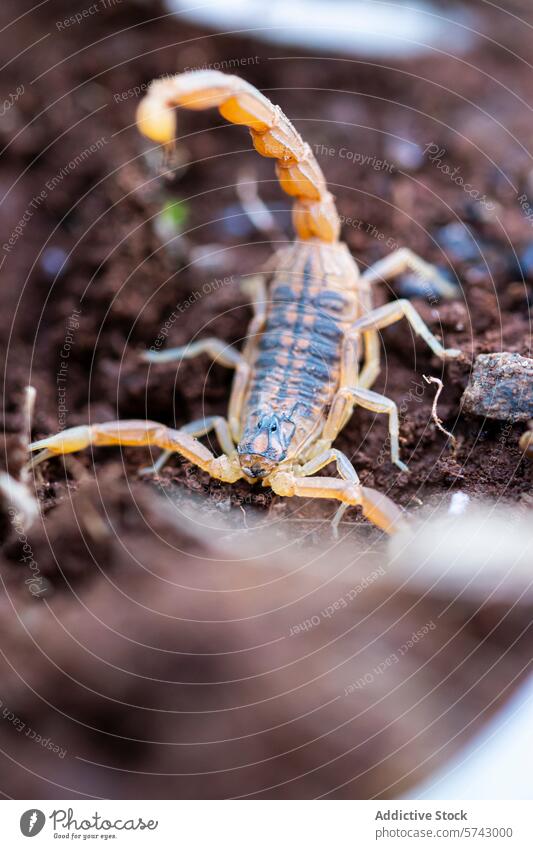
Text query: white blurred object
388 504 533 605
408 673 533 799
167 0 476 57
448 490 470 516
392 504 533 799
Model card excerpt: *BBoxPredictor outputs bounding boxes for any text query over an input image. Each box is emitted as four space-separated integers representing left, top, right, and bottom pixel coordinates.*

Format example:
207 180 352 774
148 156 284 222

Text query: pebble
461 352 533 421
436 222 481 262
397 266 457 300
519 243 533 278
222 203 255 237
40 246 68 277
385 138 424 171
189 244 231 271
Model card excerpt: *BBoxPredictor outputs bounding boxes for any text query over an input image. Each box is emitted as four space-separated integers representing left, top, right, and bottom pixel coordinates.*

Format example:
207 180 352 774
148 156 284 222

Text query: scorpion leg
228 274 268 440
323 387 408 472
27 420 242 483
141 337 243 368
142 338 250 441
270 469 407 536
353 299 461 359
133 278 267 475
356 283 381 390
295 448 360 536
297 448 359 482
361 246 457 299
140 415 236 476
236 274 268 370
240 274 268 344
359 329 381 390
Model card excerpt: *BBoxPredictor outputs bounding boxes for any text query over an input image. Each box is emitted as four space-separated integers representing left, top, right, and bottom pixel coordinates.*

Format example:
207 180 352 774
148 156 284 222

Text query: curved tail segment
136 70 341 243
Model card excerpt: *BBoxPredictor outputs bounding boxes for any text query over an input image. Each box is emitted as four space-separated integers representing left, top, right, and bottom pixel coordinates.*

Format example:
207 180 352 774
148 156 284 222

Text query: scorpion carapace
29 71 461 536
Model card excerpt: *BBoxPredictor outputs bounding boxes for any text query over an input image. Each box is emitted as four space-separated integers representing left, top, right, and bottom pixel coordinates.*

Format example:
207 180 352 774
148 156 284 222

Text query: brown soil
0 0 531 799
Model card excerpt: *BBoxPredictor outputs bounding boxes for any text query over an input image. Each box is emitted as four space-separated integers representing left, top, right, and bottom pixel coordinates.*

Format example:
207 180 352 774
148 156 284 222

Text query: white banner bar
1 800 531 847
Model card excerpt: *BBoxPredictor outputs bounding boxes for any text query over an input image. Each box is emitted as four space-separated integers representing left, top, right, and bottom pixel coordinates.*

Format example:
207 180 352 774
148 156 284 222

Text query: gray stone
461 352 533 422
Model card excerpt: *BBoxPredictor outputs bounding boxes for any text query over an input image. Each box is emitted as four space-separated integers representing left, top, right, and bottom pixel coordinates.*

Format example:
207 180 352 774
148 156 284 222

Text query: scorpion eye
270 422 278 433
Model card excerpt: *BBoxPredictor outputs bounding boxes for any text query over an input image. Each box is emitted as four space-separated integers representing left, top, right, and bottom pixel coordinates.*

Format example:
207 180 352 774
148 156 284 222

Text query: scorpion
29 71 461 535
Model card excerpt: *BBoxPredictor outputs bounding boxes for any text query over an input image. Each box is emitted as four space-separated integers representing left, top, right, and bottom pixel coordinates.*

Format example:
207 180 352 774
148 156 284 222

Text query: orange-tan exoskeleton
29 71 461 535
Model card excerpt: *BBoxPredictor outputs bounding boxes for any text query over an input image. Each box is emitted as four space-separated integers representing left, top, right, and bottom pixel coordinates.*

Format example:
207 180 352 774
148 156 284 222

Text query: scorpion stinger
28 71 462 536
136 70 341 244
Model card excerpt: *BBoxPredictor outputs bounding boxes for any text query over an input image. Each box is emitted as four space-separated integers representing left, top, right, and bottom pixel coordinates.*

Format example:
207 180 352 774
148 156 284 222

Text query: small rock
222 204 255 237
40 246 68 277
385 138 424 171
189 244 231 272
436 222 481 262
397 266 457 300
519 243 533 278
461 352 533 422
462 199 498 224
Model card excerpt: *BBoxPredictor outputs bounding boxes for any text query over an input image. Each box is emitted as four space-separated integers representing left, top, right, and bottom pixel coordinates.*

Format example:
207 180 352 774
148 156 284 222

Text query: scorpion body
30 71 461 535
239 242 361 480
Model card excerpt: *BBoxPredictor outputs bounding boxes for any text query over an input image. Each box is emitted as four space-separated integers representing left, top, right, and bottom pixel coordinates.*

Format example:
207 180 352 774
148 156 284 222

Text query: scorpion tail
136 70 340 244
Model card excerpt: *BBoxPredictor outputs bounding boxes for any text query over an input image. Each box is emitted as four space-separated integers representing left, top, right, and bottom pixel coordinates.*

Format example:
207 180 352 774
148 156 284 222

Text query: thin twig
423 374 457 454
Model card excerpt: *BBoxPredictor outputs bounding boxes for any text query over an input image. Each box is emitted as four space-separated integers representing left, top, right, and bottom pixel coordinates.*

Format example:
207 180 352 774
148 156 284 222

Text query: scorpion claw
29 426 92 456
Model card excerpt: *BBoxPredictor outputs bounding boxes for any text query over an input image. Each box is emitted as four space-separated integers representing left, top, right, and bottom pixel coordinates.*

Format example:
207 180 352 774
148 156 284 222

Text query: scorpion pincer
29 71 461 535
